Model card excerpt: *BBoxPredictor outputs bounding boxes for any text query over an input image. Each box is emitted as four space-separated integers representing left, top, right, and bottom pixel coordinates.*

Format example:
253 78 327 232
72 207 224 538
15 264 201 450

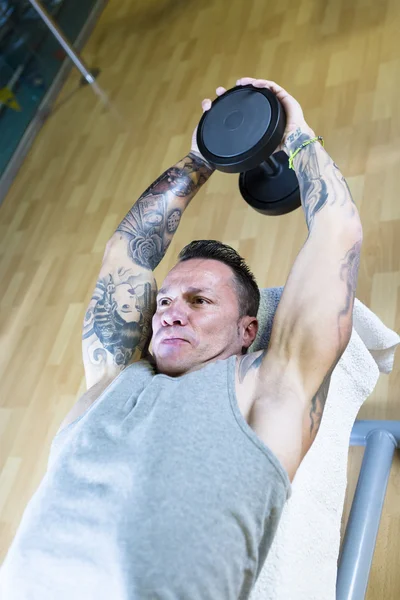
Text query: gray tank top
0 355 291 600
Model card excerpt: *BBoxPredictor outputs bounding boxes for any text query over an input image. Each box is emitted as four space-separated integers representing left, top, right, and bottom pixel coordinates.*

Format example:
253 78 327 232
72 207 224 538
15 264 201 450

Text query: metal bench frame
336 420 400 599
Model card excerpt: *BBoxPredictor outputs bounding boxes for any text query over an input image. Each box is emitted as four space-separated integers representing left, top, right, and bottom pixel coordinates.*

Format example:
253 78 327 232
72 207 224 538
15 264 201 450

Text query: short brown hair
178 240 260 317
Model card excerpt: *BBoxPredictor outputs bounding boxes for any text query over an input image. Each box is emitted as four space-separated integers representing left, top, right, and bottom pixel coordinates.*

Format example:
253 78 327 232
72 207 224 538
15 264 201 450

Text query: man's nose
161 301 189 327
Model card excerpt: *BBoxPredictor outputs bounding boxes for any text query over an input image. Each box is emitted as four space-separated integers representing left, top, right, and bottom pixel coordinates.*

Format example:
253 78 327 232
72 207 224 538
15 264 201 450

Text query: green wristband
288 136 324 170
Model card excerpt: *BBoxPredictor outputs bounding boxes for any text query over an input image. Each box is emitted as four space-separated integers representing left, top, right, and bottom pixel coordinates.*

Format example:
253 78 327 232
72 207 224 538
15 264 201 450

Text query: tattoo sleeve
82 268 157 376
115 152 214 270
284 127 358 231
83 153 213 382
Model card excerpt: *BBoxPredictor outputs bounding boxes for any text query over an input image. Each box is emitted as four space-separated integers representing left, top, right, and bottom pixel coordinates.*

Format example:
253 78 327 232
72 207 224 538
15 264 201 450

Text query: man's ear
242 317 258 349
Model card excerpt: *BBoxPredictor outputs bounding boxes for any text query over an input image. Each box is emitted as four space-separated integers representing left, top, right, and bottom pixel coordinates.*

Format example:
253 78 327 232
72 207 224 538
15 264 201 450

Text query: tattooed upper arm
239 224 362 452
82 237 157 389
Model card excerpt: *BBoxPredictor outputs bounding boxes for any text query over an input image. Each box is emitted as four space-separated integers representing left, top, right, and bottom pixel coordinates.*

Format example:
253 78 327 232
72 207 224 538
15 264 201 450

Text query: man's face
151 259 258 376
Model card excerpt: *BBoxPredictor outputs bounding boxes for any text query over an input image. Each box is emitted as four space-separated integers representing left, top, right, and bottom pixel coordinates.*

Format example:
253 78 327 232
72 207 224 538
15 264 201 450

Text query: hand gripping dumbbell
196 84 301 216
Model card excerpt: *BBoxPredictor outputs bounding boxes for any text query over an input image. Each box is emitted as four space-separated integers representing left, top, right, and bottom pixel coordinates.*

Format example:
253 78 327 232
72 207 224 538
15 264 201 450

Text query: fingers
202 80 290 113
201 98 212 112
201 87 226 112
200 79 305 139
205 79 289 101
237 77 286 94
236 77 298 111
236 77 257 86
236 77 274 87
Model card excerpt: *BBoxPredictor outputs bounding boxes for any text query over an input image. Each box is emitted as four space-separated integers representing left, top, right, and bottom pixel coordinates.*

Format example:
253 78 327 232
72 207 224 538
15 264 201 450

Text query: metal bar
27 0 96 84
350 420 400 446
0 0 108 206
336 430 396 600
5 64 25 90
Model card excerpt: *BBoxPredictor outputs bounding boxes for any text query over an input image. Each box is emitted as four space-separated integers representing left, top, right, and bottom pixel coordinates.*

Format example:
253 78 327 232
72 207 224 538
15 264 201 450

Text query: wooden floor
1 0 400 596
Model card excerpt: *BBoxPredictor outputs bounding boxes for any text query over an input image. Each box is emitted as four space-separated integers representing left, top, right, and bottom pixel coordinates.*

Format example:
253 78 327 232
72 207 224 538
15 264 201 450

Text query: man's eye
158 297 210 306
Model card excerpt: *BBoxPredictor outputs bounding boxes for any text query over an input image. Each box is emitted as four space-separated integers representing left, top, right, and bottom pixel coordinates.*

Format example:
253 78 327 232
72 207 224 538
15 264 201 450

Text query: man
0 78 363 599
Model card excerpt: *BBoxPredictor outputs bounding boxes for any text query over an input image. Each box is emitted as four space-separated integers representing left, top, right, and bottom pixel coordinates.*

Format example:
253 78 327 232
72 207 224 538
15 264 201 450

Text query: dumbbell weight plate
239 152 302 216
196 85 286 173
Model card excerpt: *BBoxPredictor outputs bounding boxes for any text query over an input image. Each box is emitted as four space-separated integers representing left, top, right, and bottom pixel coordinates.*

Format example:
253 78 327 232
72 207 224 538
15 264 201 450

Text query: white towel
249 288 400 600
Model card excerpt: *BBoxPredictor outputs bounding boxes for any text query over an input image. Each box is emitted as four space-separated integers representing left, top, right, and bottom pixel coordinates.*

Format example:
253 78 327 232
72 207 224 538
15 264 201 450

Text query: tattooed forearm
115 152 214 271
284 127 359 231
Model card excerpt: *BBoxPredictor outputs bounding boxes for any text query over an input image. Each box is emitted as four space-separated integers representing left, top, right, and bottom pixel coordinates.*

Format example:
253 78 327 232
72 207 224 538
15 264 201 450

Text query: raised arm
82 151 214 389
267 127 362 435
235 79 362 464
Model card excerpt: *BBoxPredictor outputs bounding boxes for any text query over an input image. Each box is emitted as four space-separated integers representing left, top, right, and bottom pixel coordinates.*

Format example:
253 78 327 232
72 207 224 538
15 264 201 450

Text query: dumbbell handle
260 156 282 177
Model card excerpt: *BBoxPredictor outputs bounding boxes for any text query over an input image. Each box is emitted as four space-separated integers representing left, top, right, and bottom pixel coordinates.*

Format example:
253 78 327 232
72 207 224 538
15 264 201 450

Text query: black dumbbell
196 84 301 216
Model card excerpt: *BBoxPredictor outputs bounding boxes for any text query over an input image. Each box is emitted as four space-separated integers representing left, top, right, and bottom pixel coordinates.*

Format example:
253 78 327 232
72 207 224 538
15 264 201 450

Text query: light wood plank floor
1 0 399 597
